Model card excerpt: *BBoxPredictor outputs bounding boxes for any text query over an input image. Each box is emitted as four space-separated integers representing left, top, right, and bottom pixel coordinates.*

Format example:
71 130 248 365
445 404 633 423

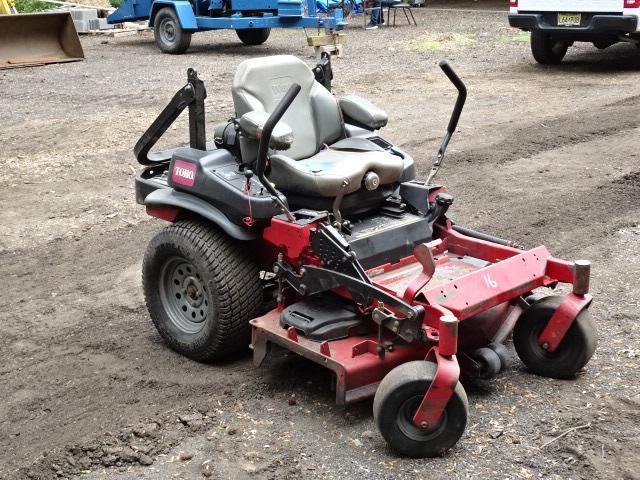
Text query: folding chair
388 1 417 26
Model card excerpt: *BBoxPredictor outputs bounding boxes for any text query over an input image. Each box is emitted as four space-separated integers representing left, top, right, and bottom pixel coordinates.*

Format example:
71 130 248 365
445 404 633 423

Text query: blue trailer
107 0 345 54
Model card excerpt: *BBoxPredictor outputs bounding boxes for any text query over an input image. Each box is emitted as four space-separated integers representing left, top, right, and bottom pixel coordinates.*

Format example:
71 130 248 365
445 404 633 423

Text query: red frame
253 216 591 430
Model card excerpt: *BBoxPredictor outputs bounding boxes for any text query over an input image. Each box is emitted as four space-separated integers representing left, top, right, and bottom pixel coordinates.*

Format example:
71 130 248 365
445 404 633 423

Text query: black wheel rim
159 18 177 44
159 256 210 334
525 320 570 363
397 395 447 442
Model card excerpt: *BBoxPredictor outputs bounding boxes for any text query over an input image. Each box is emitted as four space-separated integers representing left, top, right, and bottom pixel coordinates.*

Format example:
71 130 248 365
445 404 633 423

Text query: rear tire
154 7 192 54
236 28 271 45
530 30 568 64
142 220 262 361
373 361 468 458
513 296 596 379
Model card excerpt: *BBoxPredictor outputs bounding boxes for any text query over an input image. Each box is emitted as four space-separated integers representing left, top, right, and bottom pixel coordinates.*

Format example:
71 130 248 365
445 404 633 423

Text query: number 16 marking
483 273 498 288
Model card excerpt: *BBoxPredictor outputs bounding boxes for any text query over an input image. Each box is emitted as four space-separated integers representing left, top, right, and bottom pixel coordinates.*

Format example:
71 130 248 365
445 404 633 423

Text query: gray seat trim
269 145 404 197
339 95 388 131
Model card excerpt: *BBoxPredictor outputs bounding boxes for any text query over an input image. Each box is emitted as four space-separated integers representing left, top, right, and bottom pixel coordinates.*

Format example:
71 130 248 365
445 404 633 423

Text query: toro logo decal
172 159 196 187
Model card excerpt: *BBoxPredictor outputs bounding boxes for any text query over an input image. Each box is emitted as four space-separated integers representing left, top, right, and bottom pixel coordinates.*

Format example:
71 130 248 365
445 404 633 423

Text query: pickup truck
508 0 640 63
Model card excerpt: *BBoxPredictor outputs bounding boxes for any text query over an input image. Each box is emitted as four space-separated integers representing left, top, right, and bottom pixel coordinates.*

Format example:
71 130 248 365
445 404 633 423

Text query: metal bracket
331 178 350 230
412 348 460 430
313 51 333 91
309 223 369 284
538 293 592 352
274 261 423 343
403 240 441 302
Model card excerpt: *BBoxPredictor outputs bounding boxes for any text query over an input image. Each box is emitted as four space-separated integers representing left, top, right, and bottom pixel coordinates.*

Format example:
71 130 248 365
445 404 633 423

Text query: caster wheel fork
373 349 468 458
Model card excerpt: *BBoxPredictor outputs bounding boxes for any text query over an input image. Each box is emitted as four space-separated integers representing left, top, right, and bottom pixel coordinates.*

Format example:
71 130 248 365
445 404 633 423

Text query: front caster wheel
513 296 597 379
143 220 262 362
373 361 468 458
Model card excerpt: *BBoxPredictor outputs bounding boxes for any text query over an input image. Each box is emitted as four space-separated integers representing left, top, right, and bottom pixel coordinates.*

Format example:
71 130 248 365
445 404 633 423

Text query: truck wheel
236 28 271 45
142 220 262 362
513 296 596 379
530 30 568 64
373 361 468 458
154 7 192 54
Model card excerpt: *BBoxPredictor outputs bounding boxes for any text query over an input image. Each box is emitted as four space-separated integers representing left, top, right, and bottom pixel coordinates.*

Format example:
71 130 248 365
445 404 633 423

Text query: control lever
255 84 301 222
425 61 467 186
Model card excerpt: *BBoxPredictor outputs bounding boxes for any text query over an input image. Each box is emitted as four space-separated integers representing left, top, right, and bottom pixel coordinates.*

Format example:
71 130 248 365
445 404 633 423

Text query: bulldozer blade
0 12 85 70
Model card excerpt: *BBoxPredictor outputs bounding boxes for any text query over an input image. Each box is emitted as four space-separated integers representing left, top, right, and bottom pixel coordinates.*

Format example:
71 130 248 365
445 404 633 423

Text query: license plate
558 12 581 27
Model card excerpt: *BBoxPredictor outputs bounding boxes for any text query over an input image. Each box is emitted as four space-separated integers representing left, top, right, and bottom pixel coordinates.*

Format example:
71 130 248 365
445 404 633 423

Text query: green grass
15 0 56 12
498 32 531 42
412 33 475 52
414 40 442 51
109 0 121 7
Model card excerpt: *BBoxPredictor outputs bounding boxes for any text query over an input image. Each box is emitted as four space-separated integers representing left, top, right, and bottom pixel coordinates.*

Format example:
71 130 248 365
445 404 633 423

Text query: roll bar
133 68 207 165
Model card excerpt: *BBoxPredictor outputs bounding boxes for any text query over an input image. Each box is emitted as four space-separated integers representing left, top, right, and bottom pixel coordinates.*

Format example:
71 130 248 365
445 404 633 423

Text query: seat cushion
268 142 404 198
232 55 344 161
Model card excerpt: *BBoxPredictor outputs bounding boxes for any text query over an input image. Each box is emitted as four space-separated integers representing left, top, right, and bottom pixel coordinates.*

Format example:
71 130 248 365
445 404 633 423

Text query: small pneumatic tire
513 296 597 379
236 28 271 45
142 220 262 362
486 342 510 372
470 347 502 379
373 361 468 458
530 30 569 64
154 7 192 54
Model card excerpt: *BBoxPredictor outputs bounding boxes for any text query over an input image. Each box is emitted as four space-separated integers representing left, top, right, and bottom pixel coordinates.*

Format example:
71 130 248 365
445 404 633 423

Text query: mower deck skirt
251 310 431 405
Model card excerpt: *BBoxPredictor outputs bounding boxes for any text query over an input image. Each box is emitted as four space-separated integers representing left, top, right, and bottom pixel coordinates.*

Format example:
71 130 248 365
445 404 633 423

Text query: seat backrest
232 55 344 160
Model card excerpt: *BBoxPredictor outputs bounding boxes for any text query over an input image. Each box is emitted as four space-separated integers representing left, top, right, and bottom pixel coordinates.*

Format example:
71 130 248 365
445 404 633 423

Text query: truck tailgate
517 0 623 12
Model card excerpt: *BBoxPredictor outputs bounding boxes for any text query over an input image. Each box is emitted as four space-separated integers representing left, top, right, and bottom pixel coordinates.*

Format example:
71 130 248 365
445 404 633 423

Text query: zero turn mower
133 55 596 457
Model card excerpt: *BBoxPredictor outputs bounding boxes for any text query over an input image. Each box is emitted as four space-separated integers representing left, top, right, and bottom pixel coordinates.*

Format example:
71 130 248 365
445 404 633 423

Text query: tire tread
143 220 261 361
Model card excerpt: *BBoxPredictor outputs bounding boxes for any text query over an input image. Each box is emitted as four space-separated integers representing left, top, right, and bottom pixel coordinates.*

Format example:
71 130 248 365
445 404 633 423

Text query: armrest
238 110 294 150
339 95 388 131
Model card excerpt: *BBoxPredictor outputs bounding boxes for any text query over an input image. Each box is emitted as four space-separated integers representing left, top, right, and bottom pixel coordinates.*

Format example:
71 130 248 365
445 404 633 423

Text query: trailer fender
149 1 197 30
145 188 258 241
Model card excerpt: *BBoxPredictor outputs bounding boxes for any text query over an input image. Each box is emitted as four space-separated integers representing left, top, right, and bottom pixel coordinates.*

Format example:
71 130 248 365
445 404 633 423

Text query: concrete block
70 8 98 22
98 18 114 30
73 19 89 33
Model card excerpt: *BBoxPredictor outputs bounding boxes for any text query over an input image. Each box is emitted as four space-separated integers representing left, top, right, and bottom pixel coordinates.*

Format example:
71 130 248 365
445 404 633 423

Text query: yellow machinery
0 11 85 69
0 0 18 15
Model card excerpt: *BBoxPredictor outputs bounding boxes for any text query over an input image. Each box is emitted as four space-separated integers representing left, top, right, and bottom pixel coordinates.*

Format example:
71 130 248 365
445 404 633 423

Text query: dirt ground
2 2 640 479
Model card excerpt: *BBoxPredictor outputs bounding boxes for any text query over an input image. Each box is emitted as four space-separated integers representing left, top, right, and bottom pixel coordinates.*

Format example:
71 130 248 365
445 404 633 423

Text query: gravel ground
1 2 640 479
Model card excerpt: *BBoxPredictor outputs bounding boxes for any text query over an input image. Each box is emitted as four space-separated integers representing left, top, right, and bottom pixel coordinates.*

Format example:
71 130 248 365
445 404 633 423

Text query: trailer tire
142 219 262 362
530 30 568 64
236 28 271 45
513 296 596 379
374 361 468 458
154 7 192 54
